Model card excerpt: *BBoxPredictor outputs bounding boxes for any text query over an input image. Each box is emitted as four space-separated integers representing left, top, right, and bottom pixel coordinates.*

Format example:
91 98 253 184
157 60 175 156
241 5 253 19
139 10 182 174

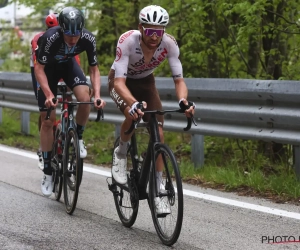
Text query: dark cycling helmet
58 7 84 36
45 13 59 28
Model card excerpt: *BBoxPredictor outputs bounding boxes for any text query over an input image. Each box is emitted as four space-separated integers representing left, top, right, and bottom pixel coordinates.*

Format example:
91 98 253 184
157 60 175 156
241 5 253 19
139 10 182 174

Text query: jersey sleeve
36 33 58 65
166 35 183 79
113 31 134 78
82 31 98 66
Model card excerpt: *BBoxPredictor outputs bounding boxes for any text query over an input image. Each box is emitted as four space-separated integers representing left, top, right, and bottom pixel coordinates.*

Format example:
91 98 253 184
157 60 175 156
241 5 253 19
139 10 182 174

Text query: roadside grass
1 108 300 203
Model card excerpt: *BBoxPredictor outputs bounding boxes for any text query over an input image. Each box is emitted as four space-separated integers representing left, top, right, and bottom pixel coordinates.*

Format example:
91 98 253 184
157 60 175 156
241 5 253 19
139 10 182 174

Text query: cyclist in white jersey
109 5 195 215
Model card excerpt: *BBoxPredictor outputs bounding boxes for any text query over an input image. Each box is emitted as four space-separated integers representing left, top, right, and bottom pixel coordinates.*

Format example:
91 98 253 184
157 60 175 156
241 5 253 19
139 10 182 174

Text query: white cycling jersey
111 30 183 79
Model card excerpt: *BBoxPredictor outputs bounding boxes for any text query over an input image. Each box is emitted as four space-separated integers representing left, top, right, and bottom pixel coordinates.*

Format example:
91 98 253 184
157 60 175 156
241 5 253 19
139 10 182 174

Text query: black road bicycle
108 102 197 246
46 82 103 215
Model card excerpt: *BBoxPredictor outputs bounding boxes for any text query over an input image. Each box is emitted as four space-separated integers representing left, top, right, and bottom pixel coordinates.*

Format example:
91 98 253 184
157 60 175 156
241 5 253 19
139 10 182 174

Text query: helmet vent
153 11 157 22
158 16 162 23
147 13 151 22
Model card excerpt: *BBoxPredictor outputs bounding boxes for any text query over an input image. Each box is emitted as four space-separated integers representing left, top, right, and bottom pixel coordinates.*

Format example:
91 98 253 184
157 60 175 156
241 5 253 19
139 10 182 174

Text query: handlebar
124 102 197 135
45 98 104 122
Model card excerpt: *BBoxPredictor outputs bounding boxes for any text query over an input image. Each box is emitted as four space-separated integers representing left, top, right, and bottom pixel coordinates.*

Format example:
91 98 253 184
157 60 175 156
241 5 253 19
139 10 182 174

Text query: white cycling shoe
71 138 87 158
41 174 53 197
112 147 127 184
154 196 171 215
79 139 87 158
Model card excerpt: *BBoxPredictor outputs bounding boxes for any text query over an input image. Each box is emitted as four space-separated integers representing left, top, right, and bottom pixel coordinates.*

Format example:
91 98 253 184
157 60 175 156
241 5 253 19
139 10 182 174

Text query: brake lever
183 113 197 131
95 99 104 122
45 98 57 120
124 115 142 135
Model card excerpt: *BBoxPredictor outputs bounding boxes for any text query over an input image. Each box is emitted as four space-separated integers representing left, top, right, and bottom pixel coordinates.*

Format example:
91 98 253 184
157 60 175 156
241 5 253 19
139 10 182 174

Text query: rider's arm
113 32 138 107
167 35 194 115
174 78 188 100
166 35 187 101
84 31 102 101
89 65 101 99
35 62 53 99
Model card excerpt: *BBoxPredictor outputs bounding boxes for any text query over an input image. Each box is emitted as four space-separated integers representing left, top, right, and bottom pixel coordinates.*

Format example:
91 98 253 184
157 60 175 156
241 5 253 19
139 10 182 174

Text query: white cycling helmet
139 5 169 27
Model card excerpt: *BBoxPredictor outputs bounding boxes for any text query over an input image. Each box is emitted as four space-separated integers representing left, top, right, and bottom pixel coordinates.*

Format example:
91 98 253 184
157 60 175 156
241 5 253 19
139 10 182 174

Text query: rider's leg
31 66 43 166
72 84 91 138
63 58 90 158
136 74 170 213
40 110 56 172
37 65 60 196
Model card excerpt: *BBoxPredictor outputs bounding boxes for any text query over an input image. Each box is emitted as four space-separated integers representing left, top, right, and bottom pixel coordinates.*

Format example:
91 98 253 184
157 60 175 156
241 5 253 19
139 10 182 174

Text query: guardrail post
191 134 204 168
21 111 30 135
293 145 300 180
0 107 2 124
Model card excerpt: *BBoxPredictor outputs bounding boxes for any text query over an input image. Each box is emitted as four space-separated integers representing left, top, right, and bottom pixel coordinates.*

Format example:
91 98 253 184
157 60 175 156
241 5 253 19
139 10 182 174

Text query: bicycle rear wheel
148 144 183 246
51 122 63 201
63 128 82 215
112 137 139 228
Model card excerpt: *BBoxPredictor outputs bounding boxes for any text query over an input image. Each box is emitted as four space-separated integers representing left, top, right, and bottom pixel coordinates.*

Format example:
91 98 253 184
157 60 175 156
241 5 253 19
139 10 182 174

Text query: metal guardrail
1 72 300 176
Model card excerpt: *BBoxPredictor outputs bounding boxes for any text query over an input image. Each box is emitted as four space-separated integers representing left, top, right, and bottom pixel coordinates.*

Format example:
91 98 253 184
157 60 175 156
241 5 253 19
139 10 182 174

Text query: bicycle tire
112 137 139 228
63 128 82 215
148 144 183 246
52 122 63 201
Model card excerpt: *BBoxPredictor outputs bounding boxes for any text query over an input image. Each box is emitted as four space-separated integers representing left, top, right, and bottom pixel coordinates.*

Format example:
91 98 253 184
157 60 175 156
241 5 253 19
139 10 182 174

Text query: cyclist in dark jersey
35 6 106 197
31 13 82 171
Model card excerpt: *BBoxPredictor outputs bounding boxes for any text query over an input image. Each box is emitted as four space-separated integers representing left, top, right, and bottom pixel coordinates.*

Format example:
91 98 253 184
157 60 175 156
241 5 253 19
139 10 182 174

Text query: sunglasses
142 26 165 37
63 30 81 36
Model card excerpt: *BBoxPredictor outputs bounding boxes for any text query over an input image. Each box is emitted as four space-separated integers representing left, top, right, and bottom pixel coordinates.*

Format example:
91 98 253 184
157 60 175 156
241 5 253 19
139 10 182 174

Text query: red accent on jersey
119 30 134 44
31 31 45 66
115 47 122 62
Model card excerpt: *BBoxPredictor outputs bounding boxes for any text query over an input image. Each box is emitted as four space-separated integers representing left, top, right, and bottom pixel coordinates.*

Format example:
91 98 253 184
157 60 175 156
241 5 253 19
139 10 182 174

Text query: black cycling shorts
37 57 88 112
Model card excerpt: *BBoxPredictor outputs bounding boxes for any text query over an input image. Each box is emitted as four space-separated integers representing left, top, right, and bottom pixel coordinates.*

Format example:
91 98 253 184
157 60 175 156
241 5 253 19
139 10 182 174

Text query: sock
118 138 128 156
76 124 85 140
156 171 163 192
43 151 52 175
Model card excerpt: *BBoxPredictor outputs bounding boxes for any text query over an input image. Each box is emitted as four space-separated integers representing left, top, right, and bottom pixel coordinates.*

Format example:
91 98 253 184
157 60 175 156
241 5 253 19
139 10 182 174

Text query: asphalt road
0 144 300 250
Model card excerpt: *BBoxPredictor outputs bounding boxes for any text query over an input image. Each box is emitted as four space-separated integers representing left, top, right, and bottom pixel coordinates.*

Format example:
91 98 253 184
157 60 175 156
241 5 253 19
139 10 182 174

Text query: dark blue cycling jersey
35 26 98 66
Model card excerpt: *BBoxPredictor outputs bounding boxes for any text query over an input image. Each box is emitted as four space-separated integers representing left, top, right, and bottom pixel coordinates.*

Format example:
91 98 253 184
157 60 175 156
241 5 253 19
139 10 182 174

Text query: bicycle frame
134 114 161 194
56 84 73 151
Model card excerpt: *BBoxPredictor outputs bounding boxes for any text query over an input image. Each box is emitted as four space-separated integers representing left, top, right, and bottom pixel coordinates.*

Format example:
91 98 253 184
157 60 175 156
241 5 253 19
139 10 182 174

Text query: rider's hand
94 97 106 109
45 95 57 109
179 98 195 118
128 101 147 120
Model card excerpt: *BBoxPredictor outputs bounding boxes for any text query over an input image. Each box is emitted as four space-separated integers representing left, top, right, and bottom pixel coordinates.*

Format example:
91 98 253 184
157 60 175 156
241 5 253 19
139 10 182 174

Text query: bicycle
46 82 104 215
107 102 197 246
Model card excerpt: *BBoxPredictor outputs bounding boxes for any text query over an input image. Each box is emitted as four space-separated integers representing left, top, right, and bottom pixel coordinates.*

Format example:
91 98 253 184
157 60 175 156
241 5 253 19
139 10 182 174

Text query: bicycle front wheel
112 137 139 228
148 144 183 246
52 122 63 201
63 128 82 215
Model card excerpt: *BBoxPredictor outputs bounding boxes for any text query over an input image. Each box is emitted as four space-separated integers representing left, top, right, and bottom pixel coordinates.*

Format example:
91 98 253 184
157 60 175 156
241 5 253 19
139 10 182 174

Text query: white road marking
1 144 300 220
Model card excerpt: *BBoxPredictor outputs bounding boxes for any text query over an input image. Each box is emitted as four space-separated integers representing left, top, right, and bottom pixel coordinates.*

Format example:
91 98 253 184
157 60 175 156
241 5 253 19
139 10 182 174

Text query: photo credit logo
262 236 300 244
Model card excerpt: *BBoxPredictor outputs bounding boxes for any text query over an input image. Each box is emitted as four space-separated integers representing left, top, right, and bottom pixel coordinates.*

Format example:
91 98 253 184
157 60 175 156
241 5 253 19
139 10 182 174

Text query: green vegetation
1 108 299 203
